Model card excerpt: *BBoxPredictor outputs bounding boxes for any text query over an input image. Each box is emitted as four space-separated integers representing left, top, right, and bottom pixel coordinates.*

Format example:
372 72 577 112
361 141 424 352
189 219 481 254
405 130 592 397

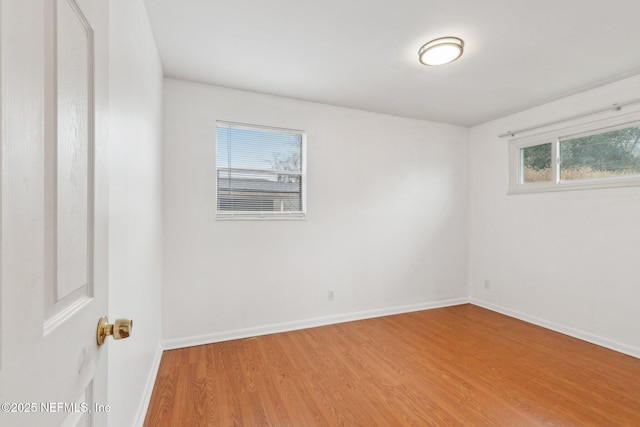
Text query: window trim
215 120 307 220
508 111 640 194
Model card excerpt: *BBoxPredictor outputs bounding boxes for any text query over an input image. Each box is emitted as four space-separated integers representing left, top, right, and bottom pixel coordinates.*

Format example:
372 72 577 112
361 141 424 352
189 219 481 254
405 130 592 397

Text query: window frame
509 111 640 194
215 120 307 220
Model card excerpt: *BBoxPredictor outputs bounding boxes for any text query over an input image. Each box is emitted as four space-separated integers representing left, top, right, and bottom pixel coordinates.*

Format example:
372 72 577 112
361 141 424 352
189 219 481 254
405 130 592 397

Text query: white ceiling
143 0 640 127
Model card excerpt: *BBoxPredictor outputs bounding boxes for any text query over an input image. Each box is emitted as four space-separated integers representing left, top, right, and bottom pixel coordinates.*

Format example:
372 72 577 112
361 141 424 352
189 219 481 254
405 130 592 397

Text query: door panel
45 0 94 325
55 0 91 303
0 0 109 426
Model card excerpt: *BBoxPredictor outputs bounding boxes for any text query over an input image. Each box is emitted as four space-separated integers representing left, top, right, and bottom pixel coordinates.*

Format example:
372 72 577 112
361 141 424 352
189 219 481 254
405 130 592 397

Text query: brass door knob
96 317 133 346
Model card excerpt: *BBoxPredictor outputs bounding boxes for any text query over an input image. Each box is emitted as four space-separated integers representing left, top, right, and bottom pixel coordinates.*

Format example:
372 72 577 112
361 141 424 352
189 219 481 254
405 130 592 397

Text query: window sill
509 175 640 195
216 212 306 221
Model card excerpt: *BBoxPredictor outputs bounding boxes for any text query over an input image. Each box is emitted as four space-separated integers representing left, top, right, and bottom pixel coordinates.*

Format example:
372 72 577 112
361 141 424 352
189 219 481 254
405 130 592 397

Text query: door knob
96 317 133 346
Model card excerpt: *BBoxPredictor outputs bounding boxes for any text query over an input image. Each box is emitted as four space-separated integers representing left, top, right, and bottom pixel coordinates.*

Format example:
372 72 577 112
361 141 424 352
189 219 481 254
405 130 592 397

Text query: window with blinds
216 121 306 219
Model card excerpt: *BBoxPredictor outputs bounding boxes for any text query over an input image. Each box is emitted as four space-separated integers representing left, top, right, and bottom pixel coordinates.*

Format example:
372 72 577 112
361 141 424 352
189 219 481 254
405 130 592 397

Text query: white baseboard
162 297 470 350
133 344 164 427
471 298 640 359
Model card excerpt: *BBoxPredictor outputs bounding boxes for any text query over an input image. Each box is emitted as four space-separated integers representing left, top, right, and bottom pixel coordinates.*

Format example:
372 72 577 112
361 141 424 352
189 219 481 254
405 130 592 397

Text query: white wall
162 78 469 346
108 1 163 426
469 74 640 358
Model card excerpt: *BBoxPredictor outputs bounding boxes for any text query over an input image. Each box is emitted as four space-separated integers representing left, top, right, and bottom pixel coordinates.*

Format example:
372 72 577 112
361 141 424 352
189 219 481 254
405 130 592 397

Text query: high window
216 121 306 219
509 115 640 194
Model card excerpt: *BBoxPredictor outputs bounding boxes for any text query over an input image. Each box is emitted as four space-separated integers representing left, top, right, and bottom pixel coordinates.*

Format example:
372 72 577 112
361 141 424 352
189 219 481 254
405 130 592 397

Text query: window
216 121 306 219
509 116 640 194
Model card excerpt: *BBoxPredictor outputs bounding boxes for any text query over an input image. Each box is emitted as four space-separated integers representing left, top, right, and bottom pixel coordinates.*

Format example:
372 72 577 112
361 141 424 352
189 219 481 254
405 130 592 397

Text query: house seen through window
216 121 305 218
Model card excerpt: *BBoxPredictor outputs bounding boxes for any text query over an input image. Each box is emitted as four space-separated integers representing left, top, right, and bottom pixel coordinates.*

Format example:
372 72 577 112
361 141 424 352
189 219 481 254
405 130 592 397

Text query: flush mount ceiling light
418 37 464 66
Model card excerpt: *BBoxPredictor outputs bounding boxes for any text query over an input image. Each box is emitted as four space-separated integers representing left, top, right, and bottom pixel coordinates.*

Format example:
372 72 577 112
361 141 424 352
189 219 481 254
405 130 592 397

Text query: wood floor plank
143 305 640 426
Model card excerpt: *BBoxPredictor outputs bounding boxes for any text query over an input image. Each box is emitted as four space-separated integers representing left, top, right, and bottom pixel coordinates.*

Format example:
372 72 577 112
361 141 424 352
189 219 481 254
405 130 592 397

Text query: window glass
560 125 640 180
522 143 552 183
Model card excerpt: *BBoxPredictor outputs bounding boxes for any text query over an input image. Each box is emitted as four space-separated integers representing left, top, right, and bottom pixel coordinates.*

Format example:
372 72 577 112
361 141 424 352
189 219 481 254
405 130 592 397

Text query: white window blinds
216 121 305 218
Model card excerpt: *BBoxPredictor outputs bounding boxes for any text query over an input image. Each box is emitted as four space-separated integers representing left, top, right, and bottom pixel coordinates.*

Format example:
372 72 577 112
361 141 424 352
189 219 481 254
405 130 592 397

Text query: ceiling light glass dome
419 37 464 66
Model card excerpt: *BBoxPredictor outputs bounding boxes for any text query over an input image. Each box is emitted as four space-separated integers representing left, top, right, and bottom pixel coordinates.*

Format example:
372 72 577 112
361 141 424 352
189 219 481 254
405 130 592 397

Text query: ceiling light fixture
418 37 464 66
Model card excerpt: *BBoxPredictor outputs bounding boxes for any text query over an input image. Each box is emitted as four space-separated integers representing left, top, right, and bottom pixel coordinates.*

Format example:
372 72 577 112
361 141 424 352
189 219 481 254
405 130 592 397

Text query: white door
0 0 110 426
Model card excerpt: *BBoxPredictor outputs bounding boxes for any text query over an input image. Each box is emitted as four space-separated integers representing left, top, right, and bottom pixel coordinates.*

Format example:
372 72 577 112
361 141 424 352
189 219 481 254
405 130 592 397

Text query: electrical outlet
328 289 335 301
484 280 491 290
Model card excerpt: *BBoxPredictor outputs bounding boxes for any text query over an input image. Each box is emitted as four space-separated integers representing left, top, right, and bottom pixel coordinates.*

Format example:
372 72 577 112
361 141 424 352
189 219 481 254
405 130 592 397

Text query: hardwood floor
144 304 640 426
